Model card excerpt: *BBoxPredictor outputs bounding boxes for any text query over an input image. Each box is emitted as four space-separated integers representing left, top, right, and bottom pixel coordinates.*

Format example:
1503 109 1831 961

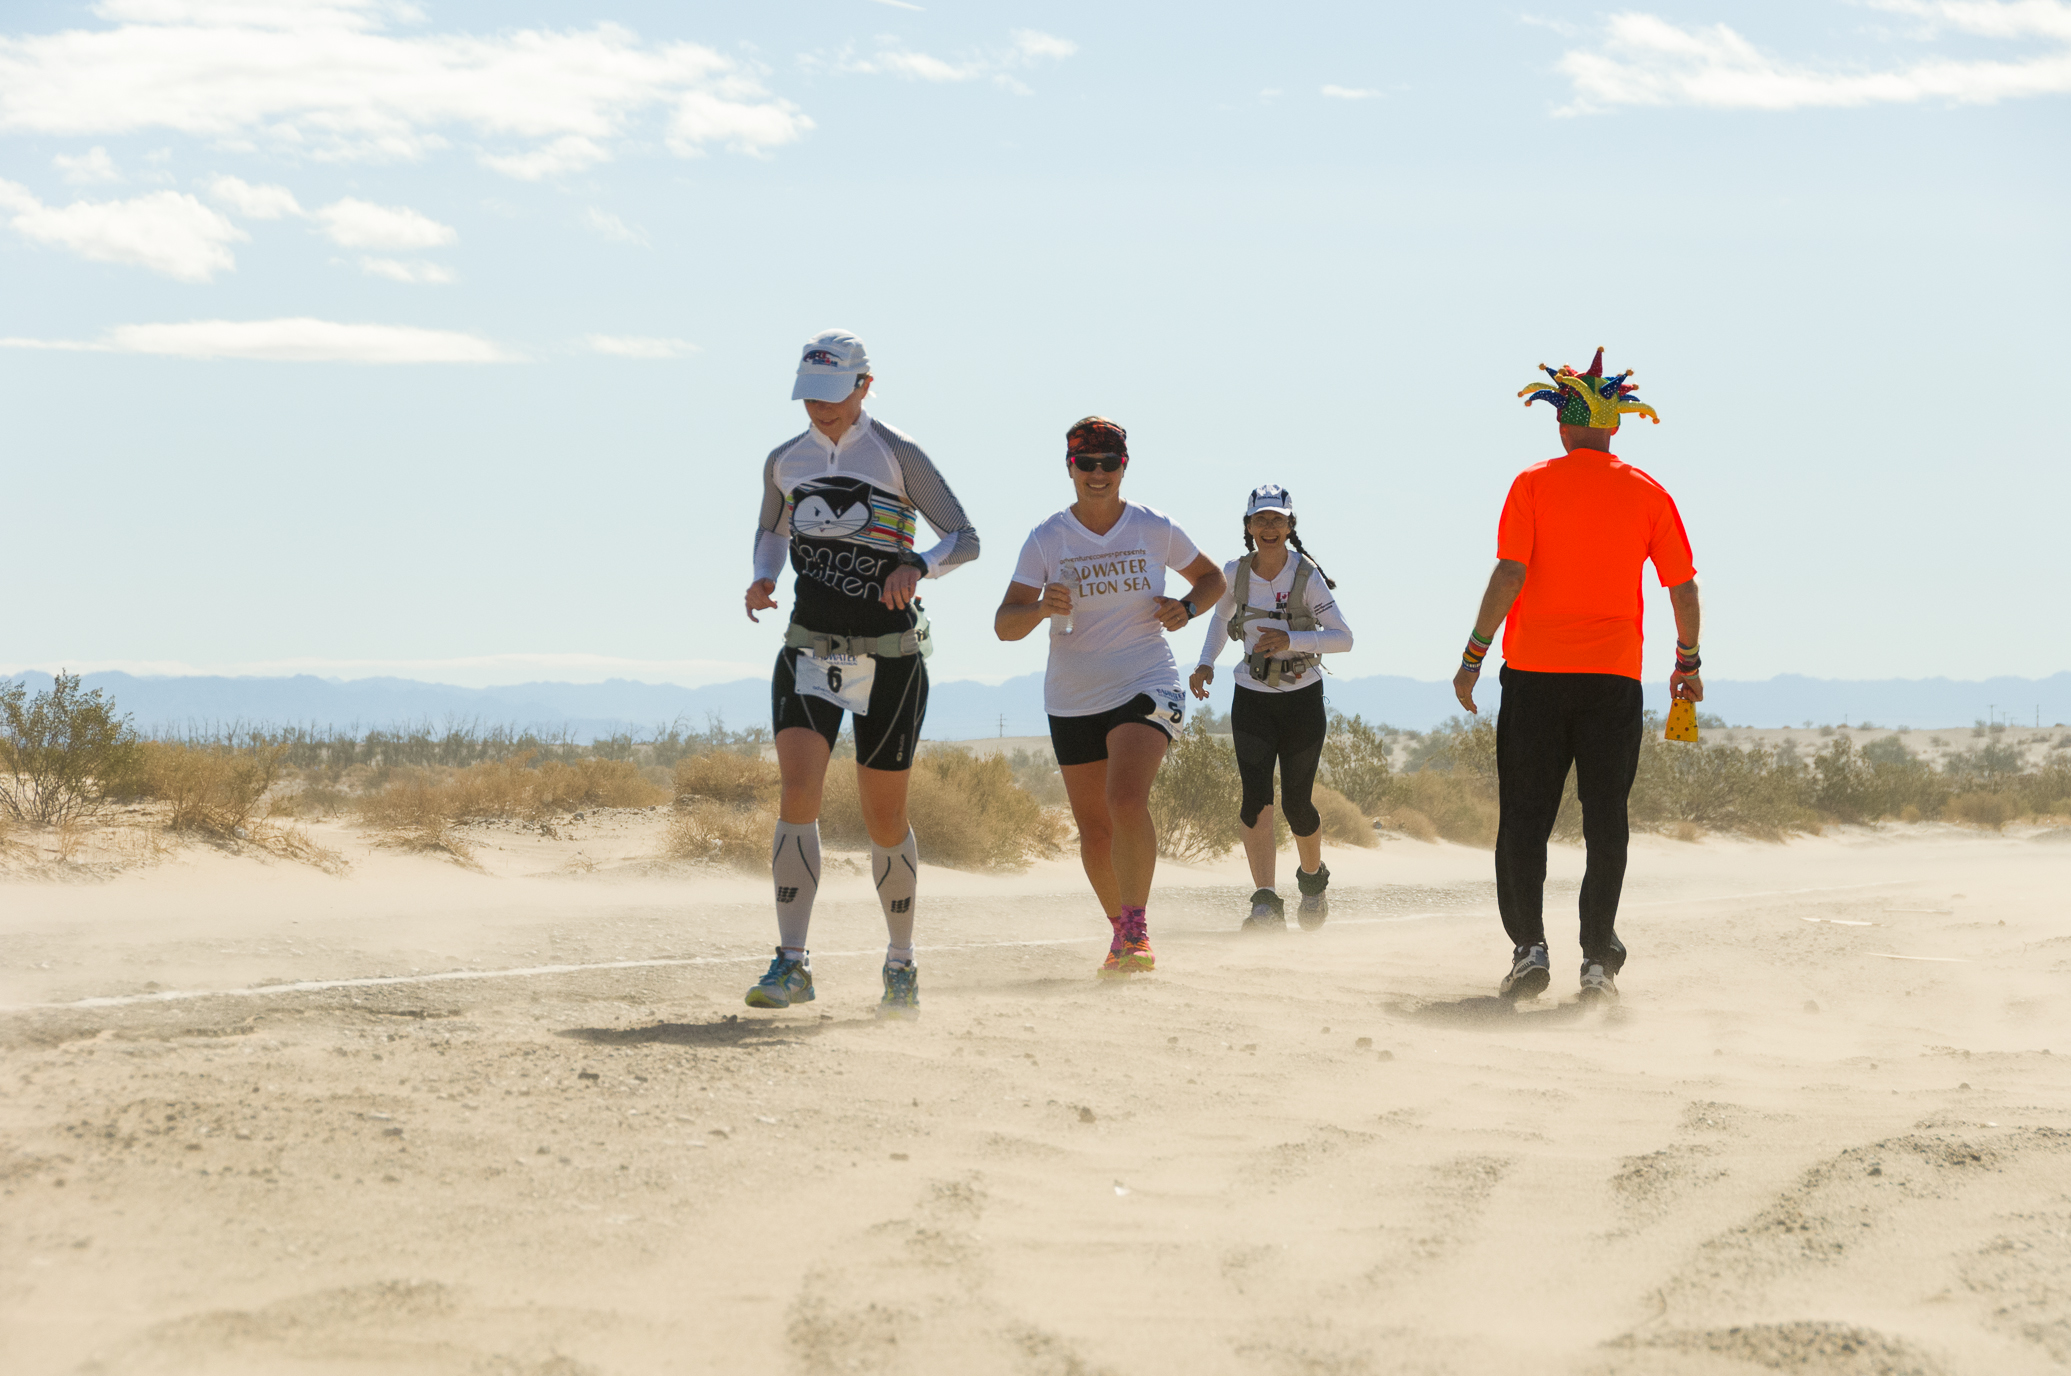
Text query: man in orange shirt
1452 348 1704 1004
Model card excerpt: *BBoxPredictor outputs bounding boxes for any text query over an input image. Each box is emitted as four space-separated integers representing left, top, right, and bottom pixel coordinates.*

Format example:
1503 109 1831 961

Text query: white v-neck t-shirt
1011 502 1203 717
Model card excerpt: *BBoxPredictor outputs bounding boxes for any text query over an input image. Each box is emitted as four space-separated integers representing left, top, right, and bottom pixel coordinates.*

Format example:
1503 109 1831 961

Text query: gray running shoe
1578 959 1619 1004
1241 888 1286 931
1498 943 1551 1001
745 948 814 1009
1295 862 1330 931
877 961 920 1021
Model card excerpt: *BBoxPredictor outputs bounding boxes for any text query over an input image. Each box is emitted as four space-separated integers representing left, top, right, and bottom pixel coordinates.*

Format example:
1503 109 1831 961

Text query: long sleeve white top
1196 552 1354 693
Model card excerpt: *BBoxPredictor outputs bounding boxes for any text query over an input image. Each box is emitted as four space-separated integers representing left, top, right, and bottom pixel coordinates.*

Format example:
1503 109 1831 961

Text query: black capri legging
1232 679 1327 835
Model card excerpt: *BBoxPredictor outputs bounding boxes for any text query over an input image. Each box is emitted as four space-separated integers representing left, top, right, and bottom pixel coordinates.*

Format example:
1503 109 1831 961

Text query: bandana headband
1518 346 1659 427
1065 416 1128 462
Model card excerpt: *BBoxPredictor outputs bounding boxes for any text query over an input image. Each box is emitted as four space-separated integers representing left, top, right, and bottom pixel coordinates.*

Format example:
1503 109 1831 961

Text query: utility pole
997 713 1005 738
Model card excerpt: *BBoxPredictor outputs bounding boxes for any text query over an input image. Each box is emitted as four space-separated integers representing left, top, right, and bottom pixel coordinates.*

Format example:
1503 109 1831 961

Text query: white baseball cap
790 329 872 402
1245 484 1295 518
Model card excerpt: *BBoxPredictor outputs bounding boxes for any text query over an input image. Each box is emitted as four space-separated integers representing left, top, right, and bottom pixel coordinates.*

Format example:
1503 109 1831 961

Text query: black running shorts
1048 690 1184 768
771 646 929 772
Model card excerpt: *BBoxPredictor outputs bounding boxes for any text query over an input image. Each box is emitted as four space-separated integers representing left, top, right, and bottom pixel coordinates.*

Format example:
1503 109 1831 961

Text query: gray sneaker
1242 888 1286 931
1295 863 1330 931
745 949 814 1009
876 961 920 1021
1498 944 1551 1001
1578 959 1619 1004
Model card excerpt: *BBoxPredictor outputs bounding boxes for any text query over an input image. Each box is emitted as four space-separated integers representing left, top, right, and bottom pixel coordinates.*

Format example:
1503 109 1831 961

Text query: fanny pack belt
784 618 931 660
1245 651 1321 688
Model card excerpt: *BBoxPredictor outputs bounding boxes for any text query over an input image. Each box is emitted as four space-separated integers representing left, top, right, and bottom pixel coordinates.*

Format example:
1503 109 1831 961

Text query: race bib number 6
795 652 876 716
1152 687 1186 729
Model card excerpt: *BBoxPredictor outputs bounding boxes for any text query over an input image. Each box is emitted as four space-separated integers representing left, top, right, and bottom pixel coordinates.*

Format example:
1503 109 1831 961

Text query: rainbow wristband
1674 639 1701 673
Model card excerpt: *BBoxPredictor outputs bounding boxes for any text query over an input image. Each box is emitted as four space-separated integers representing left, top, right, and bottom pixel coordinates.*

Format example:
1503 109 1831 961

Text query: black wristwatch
896 550 928 574
1180 598 1199 619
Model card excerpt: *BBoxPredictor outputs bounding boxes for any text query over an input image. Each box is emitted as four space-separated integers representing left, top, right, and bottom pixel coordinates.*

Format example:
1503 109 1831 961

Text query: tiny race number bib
1149 686 1186 730
794 651 875 716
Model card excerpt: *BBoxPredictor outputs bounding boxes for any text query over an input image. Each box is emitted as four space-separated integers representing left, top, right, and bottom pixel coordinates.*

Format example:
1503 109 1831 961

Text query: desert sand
3 806 2068 1375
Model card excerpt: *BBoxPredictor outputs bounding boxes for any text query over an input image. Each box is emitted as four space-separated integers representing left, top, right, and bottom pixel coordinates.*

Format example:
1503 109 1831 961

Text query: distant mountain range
8 669 2068 740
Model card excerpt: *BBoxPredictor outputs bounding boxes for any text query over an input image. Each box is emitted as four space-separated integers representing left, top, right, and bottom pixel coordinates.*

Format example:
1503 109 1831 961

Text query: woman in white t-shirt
1189 484 1355 933
996 417 1226 977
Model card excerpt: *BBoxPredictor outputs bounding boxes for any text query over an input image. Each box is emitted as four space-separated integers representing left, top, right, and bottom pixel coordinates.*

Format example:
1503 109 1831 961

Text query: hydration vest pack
1228 552 1323 688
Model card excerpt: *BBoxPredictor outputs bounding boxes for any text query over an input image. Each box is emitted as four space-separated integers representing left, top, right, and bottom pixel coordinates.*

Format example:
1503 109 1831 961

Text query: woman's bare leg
1060 760 1121 917
1103 723 1169 908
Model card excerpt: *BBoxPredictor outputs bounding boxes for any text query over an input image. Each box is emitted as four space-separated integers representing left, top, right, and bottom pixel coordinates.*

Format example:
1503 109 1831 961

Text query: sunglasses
1070 455 1126 473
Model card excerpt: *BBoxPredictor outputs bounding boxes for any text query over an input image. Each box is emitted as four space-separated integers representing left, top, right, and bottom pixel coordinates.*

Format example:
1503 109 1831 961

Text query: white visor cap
1245 484 1295 518
791 329 872 402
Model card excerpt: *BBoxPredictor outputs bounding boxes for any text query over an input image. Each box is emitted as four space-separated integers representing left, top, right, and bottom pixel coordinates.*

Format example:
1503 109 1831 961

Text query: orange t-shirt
1494 451 1696 680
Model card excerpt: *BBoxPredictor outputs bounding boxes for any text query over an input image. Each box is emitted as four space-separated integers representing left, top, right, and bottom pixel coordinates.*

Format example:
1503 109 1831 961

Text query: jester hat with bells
1518 347 1659 427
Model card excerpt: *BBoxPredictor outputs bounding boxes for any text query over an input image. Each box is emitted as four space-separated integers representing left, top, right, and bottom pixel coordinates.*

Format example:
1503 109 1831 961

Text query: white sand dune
2 816 2068 1375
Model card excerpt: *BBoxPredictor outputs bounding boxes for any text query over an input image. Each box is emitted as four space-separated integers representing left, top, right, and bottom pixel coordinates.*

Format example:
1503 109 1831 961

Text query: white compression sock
771 820 821 955
873 828 919 962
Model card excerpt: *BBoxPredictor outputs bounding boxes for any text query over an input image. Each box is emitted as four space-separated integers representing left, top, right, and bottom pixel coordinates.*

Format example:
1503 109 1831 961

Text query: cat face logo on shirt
791 477 873 539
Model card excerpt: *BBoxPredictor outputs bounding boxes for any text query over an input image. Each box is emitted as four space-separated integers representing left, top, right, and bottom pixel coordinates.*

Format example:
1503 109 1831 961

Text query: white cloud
313 196 455 249
584 333 694 359
54 146 122 183
1555 3 2071 112
812 28 1077 85
359 256 452 283
205 173 304 218
0 2 812 175
0 178 245 279
582 207 647 244
1321 85 1383 100
1011 30 1077 61
479 134 609 180
0 316 515 362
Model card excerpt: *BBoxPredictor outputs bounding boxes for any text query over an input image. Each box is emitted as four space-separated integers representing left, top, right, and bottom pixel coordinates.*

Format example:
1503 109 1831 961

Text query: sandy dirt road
3 819 2068 1375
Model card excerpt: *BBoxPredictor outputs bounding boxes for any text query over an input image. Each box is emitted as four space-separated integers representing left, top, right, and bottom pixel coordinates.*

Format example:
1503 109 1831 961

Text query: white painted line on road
0 881 1934 1015
0 915 1460 1014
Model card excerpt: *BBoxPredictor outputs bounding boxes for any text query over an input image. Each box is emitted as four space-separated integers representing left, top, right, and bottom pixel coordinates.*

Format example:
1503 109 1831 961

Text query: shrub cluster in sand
1154 708 2071 855
669 745 1063 874
822 748 1067 872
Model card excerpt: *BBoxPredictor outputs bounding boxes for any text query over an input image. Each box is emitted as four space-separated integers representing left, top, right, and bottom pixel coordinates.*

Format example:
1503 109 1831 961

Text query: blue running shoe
745 948 814 1009
1498 943 1550 1002
1242 889 1286 932
877 961 920 1021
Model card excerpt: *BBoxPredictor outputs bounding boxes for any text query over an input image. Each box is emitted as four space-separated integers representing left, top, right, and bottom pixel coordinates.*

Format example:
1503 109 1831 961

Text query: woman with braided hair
1189 485 1356 932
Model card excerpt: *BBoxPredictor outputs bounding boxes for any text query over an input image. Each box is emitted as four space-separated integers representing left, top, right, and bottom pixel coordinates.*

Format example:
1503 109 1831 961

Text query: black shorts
772 646 929 772
1048 690 1185 768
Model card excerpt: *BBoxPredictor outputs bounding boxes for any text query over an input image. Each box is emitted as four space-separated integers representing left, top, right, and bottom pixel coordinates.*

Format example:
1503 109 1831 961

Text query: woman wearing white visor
1190 485 1355 931
996 417 1225 977
741 329 980 1020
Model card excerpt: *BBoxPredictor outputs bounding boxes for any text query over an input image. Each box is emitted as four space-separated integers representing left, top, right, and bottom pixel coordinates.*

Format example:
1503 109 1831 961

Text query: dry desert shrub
821 748 1065 871
138 741 287 837
1319 712 1394 813
1393 770 1501 848
666 799 775 871
674 751 781 808
1947 791 2017 830
358 754 667 833
1149 717 1245 861
1312 783 1377 847
0 673 142 826
1381 806 1439 842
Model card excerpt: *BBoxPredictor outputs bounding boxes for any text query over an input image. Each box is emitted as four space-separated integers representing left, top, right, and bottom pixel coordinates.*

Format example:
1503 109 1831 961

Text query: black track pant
1494 666 1642 969
1232 680 1326 835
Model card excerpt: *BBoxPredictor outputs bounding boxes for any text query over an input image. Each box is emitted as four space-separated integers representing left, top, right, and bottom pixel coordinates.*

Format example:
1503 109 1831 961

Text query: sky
2 0 2066 692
